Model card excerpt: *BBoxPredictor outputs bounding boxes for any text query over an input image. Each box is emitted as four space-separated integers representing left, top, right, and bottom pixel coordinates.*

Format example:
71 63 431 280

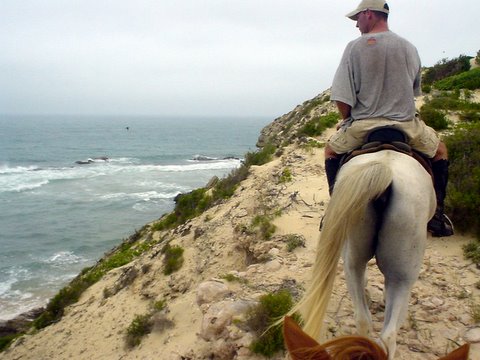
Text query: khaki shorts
327 117 440 158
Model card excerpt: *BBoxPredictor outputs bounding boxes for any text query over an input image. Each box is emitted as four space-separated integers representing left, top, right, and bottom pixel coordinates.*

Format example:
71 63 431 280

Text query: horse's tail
292 160 394 340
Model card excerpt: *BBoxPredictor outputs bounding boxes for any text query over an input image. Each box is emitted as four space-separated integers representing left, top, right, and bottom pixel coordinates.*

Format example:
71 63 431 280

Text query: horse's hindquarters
341 150 435 358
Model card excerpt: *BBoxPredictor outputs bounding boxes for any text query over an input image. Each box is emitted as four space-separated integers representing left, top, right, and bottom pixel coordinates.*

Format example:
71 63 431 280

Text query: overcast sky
1 1 478 118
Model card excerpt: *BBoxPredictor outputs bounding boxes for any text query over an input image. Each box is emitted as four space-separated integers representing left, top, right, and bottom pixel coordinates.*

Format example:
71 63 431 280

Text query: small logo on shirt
367 37 377 45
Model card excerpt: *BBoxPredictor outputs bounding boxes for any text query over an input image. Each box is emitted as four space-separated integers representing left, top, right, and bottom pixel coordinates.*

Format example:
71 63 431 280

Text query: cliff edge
2 93 480 360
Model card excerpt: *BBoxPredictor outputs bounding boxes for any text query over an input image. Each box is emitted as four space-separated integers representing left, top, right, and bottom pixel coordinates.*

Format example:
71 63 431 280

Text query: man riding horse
325 0 453 237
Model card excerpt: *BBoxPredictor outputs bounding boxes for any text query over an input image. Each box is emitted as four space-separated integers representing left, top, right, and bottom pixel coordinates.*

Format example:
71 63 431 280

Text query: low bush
247 290 300 357
153 299 167 312
162 244 184 275
126 314 153 348
460 110 480 122
221 273 247 284
422 83 432 94
285 234 306 252
0 334 21 352
426 92 480 112
152 189 212 231
444 122 480 239
34 235 154 329
300 97 327 117
434 67 480 90
298 112 339 137
300 139 325 153
213 165 249 199
125 300 171 348
152 213 178 232
176 189 212 222
419 105 450 130
278 168 292 184
470 300 480 323
251 215 277 240
422 55 471 85
244 143 276 167
33 280 91 329
464 242 480 265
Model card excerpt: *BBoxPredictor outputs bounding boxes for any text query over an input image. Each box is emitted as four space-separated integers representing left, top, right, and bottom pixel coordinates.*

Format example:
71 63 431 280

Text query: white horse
292 149 436 359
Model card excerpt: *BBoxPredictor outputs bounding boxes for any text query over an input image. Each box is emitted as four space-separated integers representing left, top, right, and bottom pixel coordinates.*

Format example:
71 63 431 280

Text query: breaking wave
0 156 241 194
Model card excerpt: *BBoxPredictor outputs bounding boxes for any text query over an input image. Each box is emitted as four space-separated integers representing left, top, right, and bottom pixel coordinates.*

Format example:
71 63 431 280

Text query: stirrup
428 213 454 237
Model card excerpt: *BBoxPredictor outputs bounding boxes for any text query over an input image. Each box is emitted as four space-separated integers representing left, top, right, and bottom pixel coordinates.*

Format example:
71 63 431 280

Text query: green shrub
176 189 212 221
162 244 184 275
244 143 277 167
152 189 212 231
463 242 480 265
285 234 306 252
426 92 460 110
434 67 480 90
278 168 292 184
221 273 239 282
444 122 480 238
251 215 277 240
300 97 327 116
0 334 21 352
464 89 473 100
152 167 249 233
460 110 480 122
33 281 90 329
299 112 340 137
422 83 432 94
152 213 178 232
125 314 154 348
470 300 480 323
213 165 249 199
423 55 472 85
426 93 480 112
33 235 154 329
421 91 480 127
247 290 299 357
153 299 167 312
419 105 450 130
301 139 325 152
221 273 247 284
125 300 170 348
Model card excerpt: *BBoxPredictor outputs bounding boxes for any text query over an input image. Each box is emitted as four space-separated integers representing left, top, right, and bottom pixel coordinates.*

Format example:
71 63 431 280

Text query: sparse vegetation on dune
422 54 472 90
2 51 480 357
125 300 171 348
247 290 300 357
445 122 480 240
420 53 480 261
33 227 153 330
151 143 277 232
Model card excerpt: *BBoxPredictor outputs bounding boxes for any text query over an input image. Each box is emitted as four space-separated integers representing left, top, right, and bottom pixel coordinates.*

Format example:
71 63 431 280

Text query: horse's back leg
343 206 376 336
376 214 427 359
379 277 414 358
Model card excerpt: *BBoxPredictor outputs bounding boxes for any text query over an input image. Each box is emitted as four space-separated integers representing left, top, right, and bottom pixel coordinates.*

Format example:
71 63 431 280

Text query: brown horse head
283 316 469 360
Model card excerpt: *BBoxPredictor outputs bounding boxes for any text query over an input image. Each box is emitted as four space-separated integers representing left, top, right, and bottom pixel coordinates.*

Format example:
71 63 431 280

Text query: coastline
0 115 267 323
2 92 480 359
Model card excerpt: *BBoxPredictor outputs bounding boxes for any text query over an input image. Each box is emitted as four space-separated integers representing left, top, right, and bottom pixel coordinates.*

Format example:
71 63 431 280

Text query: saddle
341 127 433 178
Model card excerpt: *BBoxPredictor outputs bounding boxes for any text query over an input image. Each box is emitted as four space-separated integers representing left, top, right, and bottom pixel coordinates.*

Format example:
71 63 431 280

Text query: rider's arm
335 101 352 129
335 101 351 120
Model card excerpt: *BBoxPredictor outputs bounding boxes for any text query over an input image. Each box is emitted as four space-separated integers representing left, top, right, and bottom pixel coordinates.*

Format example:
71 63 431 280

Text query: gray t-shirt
331 31 421 121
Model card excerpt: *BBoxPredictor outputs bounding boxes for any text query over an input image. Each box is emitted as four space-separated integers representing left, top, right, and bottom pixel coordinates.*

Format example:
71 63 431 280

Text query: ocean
0 114 270 321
